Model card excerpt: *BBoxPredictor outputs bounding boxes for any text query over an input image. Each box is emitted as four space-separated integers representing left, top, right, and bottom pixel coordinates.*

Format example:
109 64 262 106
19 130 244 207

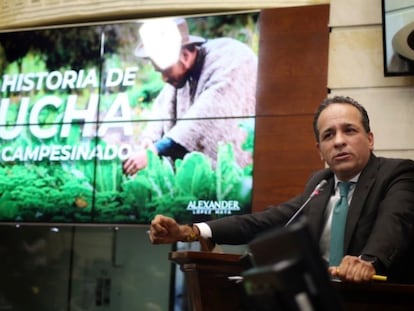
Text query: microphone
284 179 328 227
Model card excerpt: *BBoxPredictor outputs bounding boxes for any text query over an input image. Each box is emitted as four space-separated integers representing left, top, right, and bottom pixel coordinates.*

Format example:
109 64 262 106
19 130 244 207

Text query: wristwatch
359 254 381 271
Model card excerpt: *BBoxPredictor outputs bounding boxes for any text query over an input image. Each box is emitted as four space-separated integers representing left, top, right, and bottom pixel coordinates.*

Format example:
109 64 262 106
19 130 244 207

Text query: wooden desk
169 251 246 311
332 281 414 311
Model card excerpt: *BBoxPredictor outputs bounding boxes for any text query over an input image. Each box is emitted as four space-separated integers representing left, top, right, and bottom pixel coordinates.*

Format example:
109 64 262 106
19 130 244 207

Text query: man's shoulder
203 37 256 58
367 155 414 179
374 156 414 169
205 37 245 47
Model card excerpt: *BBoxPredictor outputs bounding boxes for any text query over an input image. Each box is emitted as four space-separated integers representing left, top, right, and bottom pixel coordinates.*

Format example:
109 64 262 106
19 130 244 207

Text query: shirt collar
334 173 360 188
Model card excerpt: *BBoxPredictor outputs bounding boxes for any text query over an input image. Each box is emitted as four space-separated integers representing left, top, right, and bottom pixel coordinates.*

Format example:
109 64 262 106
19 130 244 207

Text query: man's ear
316 142 324 161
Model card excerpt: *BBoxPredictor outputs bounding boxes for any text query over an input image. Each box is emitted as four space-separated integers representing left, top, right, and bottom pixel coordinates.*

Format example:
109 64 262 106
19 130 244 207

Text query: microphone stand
284 180 327 227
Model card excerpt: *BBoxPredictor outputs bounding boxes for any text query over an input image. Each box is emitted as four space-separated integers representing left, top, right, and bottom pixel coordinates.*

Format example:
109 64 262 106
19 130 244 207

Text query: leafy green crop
0 118 253 224
0 163 93 222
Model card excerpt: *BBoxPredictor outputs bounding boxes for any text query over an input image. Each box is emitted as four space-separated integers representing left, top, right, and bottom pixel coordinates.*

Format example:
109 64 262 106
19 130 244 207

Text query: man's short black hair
313 96 371 142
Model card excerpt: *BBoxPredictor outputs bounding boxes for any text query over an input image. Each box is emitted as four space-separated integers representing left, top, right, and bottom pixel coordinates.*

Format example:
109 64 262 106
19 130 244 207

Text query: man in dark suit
148 96 414 283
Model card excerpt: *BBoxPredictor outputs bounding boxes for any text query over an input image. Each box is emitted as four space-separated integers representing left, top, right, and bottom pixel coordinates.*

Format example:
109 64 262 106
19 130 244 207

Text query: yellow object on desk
372 274 387 282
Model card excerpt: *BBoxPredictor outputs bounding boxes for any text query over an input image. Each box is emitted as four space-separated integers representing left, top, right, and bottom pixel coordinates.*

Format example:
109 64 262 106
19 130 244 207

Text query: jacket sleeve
206 169 332 245
359 159 414 271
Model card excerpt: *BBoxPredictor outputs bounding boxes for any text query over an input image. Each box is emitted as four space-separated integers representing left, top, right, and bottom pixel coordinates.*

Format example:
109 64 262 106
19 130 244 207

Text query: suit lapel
344 155 378 252
307 178 335 239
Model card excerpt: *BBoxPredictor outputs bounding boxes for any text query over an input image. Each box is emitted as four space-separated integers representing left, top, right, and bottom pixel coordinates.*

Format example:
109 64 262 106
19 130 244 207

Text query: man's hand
328 255 376 283
123 139 158 175
123 149 149 175
148 215 194 244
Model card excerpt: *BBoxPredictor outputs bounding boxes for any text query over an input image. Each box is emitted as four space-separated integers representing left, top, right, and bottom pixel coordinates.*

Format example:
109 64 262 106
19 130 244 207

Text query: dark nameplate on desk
242 218 344 310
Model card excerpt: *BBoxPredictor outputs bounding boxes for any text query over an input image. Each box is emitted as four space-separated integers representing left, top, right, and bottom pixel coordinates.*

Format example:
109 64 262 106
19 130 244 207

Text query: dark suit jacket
207 154 414 283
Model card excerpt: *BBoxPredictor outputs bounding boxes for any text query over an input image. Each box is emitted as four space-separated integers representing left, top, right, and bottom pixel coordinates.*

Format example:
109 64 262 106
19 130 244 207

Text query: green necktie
329 181 351 266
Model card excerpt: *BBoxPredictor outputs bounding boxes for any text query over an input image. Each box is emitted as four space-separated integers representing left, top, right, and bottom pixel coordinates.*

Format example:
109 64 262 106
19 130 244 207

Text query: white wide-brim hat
135 17 206 70
392 21 414 61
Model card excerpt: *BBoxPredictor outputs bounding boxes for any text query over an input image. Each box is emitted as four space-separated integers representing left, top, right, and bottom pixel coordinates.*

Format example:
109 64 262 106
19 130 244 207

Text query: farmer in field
123 17 257 175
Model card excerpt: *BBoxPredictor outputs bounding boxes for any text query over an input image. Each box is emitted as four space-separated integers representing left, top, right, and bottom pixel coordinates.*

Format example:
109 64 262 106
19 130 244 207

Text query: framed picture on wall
382 0 414 76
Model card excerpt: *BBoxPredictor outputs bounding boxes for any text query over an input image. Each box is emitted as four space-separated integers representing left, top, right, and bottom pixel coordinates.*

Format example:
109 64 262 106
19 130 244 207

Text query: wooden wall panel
256 4 330 116
253 116 322 208
252 5 329 211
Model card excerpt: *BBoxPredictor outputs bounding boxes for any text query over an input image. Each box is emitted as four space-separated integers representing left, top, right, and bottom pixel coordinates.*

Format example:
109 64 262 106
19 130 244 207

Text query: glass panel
0 225 173 311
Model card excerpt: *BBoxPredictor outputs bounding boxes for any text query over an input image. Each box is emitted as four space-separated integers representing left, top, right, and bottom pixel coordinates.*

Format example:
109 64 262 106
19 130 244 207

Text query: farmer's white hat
135 17 205 70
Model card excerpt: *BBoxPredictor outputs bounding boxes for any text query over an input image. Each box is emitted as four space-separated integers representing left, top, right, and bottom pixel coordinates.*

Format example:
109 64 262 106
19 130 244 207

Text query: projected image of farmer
122 17 258 175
